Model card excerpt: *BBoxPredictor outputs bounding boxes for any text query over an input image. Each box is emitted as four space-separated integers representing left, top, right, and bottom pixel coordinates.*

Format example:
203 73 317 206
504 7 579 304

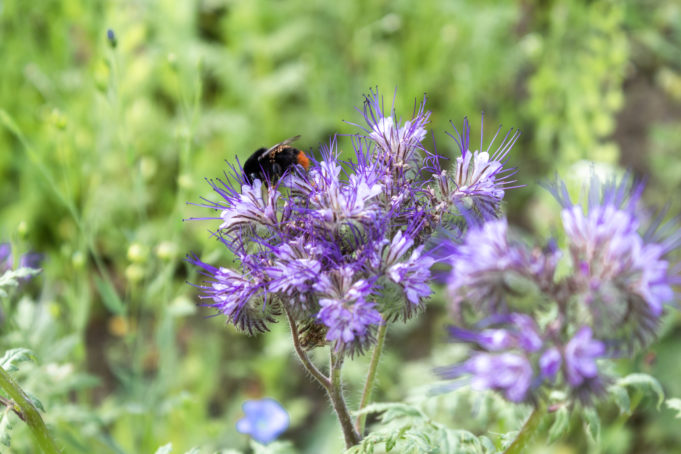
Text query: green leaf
251 440 296 454
582 407 601 444
666 398 681 418
94 275 126 315
547 406 570 444
154 443 173 454
0 268 40 298
617 373 665 409
609 384 631 414
0 410 15 447
0 348 36 372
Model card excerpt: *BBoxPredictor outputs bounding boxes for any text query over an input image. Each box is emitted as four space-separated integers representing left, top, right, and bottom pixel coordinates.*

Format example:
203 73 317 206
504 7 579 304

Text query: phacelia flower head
440 173 681 406
187 89 518 356
551 174 681 350
236 398 290 444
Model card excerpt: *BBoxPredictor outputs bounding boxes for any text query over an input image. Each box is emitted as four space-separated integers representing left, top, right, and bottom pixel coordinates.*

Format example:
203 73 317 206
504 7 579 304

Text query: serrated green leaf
0 410 15 448
608 384 631 414
154 443 172 454
617 373 665 409
547 407 570 444
385 434 397 451
666 398 681 418
0 348 36 372
582 408 601 444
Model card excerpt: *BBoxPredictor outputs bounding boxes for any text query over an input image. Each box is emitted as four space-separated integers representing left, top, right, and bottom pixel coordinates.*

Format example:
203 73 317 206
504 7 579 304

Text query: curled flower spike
352 88 430 170
440 173 681 406
551 174 681 350
236 398 290 444
435 116 520 220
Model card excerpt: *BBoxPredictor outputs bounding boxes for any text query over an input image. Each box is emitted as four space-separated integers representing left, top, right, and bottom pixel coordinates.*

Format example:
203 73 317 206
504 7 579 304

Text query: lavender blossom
563 327 605 387
539 348 561 380
435 116 520 221
440 174 681 405
315 268 383 353
353 88 430 169
552 175 681 349
452 352 534 403
446 219 525 315
187 89 517 356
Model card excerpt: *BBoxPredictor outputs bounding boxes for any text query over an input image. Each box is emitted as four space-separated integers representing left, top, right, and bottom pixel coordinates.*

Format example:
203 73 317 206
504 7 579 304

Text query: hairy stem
284 307 331 389
355 323 388 435
0 366 61 453
329 351 362 448
503 403 545 454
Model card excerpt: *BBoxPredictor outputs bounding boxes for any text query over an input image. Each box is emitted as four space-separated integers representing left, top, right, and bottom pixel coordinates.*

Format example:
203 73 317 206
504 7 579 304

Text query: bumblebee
243 135 310 185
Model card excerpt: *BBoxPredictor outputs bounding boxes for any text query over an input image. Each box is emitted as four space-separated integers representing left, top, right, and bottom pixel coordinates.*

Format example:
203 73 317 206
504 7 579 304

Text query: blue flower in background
0 242 43 279
236 398 289 444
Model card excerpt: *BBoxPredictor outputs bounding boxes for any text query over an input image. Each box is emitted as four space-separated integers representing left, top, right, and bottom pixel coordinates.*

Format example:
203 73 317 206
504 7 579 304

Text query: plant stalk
284 307 331 389
503 403 545 454
329 351 362 448
0 366 61 453
355 323 388 435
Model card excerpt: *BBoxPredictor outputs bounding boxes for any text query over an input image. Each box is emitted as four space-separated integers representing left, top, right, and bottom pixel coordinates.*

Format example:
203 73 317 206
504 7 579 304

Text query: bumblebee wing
259 135 301 160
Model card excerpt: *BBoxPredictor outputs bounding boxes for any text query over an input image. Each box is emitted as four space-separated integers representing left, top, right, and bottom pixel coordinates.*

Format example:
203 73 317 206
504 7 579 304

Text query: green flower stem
503 403 545 454
284 307 330 389
329 351 361 448
355 322 388 435
284 307 359 447
0 367 61 454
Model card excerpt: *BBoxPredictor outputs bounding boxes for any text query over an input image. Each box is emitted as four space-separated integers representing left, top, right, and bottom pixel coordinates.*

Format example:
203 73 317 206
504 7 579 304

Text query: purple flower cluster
442 175 681 403
188 90 518 355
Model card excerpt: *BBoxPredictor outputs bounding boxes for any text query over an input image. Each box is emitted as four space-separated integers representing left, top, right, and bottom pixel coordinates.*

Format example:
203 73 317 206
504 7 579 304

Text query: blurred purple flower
447 219 524 314
236 398 289 444
564 327 605 387
539 347 562 380
463 352 533 402
0 243 43 280
0 243 11 272
551 175 681 349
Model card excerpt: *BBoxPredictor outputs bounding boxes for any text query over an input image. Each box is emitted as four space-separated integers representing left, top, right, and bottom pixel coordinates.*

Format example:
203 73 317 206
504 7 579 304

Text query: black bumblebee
242 135 310 185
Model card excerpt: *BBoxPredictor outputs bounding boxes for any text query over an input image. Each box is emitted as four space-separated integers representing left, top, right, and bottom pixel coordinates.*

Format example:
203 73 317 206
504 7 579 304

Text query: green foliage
0 0 680 452
347 402 496 454
0 269 40 299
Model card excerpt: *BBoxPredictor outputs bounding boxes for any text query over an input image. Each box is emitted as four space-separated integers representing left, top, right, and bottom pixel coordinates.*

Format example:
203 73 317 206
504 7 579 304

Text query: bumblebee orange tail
296 151 310 170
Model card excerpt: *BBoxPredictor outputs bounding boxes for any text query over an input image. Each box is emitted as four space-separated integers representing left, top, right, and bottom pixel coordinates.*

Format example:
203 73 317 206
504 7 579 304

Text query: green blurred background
1 0 681 452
